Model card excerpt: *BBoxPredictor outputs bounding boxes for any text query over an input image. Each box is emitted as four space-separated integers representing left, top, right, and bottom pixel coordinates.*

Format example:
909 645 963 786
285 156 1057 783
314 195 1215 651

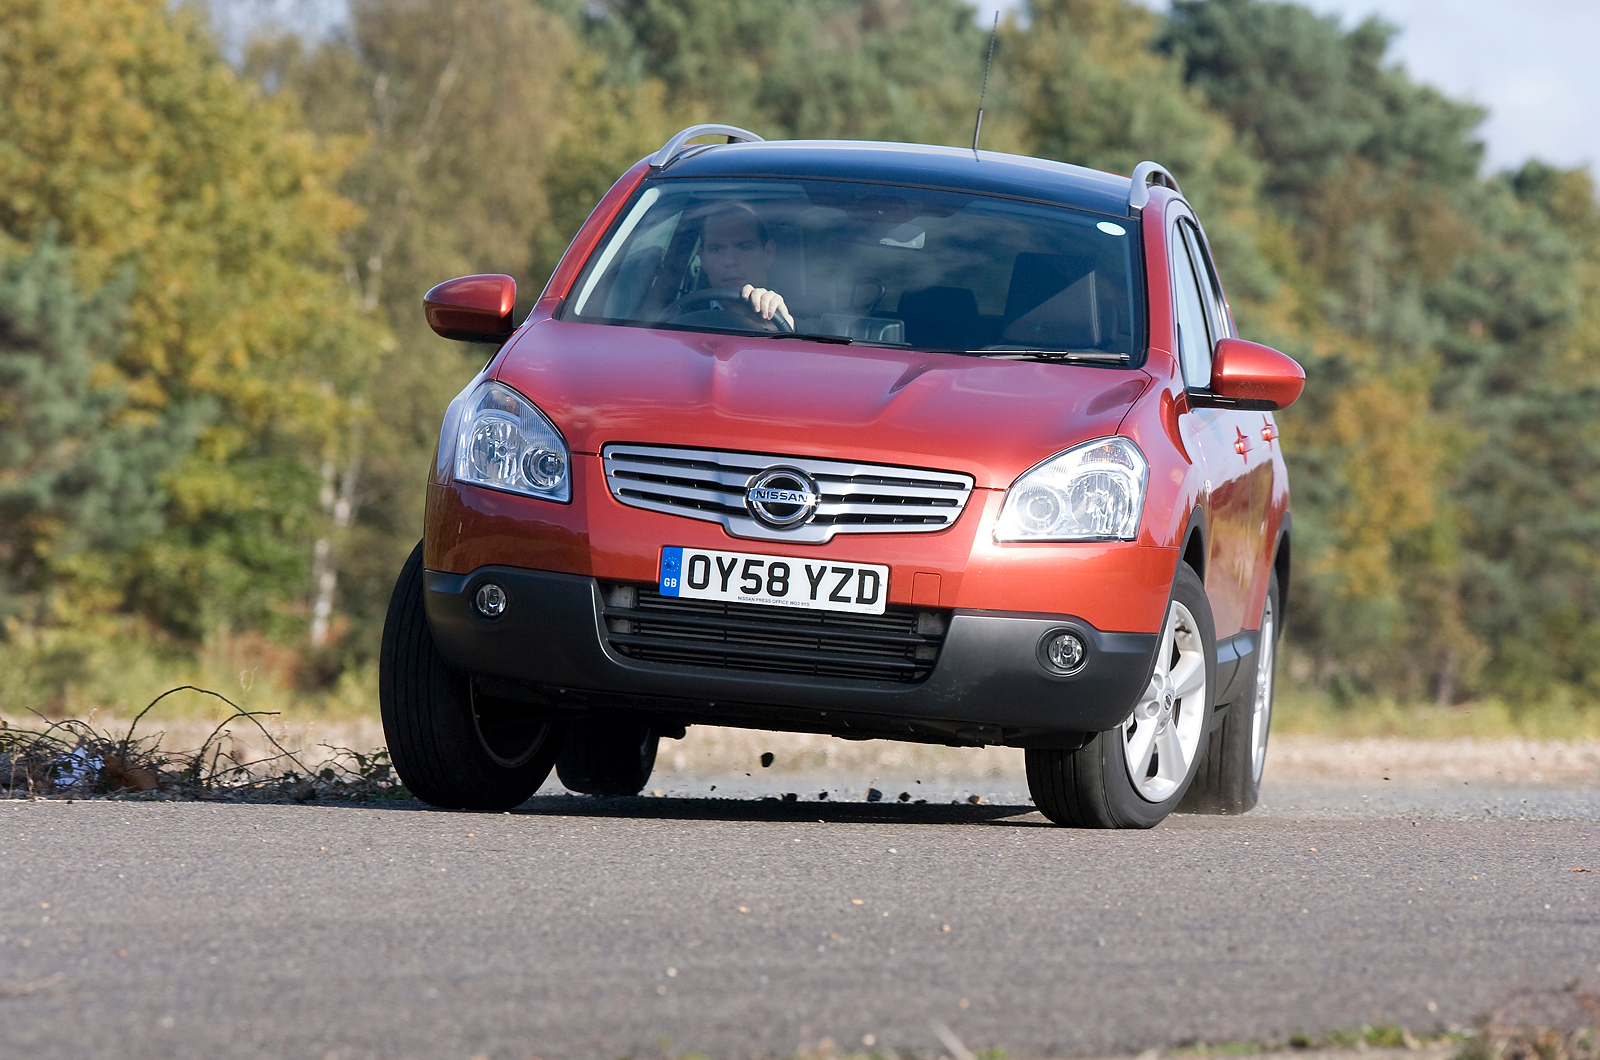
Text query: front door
1170 217 1254 638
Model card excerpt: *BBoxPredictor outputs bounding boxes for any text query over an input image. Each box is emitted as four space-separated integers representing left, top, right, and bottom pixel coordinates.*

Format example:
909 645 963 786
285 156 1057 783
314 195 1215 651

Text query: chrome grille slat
617 479 743 507
602 443 975 543
610 464 759 491
817 501 960 518
819 483 965 502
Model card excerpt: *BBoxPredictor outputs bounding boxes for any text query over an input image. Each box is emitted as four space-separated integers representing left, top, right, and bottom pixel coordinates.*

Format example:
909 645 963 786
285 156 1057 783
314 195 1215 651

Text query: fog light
474 583 507 618
1042 630 1086 674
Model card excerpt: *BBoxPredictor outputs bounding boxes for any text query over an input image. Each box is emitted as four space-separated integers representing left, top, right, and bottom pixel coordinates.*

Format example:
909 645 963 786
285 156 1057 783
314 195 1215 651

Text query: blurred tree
0 235 201 628
1166 0 1600 708
1162 0 1482 212
0 0 381 645
578 0 986 145
246 0 595 667
992 0 1272 299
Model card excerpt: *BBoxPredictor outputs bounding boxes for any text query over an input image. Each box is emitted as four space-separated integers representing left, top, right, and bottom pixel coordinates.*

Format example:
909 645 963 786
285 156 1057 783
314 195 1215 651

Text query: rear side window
562 177 1146 365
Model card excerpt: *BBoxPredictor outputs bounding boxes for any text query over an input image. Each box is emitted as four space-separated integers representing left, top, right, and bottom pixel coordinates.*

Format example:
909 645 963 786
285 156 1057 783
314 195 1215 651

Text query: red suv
380 125 1304 828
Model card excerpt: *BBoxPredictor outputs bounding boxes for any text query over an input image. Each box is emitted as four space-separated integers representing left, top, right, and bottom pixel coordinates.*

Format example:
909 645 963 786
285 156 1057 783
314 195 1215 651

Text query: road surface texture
3 775 1596 1060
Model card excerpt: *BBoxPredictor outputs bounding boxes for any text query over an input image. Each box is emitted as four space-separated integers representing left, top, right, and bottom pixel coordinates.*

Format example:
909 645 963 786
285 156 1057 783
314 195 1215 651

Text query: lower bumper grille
600 584 949 684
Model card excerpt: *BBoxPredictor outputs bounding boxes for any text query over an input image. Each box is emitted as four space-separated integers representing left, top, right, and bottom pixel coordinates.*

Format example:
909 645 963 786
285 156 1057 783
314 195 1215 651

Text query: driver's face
701 212 774 290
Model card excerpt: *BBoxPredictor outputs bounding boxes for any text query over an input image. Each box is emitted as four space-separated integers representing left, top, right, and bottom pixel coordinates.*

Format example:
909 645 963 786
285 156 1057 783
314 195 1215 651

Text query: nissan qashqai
379 125 1305 828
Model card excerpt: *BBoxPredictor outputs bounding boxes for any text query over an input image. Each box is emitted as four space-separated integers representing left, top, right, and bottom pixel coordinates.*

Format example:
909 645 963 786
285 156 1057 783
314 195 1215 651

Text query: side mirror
424 274 517 343
1188 338 1305 411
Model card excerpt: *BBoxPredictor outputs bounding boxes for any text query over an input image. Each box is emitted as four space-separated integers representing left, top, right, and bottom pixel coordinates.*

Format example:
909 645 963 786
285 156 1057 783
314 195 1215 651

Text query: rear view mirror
424 274 517 343
1189 338 1305 411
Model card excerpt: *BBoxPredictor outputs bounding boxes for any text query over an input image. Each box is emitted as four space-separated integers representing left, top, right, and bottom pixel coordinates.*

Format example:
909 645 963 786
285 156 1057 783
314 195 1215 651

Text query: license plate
658 546 889 615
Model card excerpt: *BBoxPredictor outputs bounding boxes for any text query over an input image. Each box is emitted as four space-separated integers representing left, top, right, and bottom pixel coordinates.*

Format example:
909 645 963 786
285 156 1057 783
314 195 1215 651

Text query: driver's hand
741 284 794 330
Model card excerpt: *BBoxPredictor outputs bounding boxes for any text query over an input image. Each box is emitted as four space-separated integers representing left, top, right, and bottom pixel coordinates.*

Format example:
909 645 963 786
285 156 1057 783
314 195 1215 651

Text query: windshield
561 177 1144 363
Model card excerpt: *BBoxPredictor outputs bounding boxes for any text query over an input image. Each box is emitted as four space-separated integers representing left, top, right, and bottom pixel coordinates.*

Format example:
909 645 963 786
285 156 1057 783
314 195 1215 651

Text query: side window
1170 222 1213 388
1181 221 1232 342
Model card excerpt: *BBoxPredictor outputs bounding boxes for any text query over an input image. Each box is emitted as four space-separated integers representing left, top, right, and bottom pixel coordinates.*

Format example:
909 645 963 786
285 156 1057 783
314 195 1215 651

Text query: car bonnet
492 319 1153 489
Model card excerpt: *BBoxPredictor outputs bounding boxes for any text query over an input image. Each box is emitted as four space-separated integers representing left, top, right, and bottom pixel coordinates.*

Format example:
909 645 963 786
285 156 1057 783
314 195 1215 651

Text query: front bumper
424 565 1160 747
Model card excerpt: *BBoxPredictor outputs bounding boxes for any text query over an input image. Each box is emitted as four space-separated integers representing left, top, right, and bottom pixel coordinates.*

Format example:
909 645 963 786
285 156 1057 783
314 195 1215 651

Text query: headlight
453 380 571 502
995 436 1147 542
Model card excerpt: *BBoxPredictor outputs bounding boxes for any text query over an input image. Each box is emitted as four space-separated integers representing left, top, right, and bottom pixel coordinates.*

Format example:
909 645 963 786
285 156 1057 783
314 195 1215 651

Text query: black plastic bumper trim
1215 629 1257 706
423 566 1160 744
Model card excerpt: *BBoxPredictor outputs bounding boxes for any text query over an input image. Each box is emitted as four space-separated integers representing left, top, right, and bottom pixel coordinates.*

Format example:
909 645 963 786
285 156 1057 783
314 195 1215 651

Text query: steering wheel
658 288 795 332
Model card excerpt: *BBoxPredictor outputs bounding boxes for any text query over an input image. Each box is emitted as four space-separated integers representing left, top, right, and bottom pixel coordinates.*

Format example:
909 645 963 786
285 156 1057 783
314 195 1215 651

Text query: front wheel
379 541 564 811
1026 563 1216 828
1181 570 1280 814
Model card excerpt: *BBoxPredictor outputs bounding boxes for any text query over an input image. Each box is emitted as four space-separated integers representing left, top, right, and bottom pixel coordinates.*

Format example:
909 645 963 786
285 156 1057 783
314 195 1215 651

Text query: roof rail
1128 161 1182 211
649 124 765 169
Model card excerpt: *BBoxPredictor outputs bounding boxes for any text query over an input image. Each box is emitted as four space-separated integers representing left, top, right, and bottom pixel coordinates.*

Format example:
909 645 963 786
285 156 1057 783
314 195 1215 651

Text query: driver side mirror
424 274 517 343
1188 338 1305 411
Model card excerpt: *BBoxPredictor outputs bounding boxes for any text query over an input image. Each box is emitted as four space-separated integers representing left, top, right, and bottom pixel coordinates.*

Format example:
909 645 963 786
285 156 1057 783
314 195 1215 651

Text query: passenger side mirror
1187 338 1304 411
424 274 517 343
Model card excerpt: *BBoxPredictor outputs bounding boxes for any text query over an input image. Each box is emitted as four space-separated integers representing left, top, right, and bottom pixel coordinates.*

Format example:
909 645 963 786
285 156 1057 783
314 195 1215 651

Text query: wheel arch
1271 513 1291 619
1180 505 1206 580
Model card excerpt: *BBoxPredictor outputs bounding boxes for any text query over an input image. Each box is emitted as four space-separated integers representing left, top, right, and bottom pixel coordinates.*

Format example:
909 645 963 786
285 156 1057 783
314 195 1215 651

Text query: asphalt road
3 779 1596 1060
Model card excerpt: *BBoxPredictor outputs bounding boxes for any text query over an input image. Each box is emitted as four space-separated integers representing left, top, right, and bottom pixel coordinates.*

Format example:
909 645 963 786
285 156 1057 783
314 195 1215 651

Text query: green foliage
0 235 201 625
1163 0 1483 210
991 0 1273 298
1165 0 1600 708
581 0 986 144
242 0 594 663
0 0 384 651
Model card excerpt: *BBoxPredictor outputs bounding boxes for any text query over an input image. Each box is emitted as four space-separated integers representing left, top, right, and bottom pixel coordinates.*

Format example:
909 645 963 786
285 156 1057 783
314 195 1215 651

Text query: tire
556 715 660 796
379 541 564 811
1181 570 1281 815
1025 563 1216 828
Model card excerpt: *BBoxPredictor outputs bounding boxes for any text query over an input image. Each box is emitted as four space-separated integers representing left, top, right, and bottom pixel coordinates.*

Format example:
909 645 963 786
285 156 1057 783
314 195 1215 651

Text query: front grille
601 584 950 684
602 443 975 544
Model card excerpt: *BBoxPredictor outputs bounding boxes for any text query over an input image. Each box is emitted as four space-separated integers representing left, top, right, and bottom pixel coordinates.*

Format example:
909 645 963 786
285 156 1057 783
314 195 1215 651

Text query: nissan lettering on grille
745 468 819 529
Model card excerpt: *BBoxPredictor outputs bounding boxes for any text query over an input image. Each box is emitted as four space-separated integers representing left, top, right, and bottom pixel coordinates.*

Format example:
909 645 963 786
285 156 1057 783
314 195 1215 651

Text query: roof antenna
972 11 999 156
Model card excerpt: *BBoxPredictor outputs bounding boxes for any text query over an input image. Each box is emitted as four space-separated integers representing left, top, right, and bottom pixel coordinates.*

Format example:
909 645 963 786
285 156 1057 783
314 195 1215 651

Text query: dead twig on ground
0 687 405 803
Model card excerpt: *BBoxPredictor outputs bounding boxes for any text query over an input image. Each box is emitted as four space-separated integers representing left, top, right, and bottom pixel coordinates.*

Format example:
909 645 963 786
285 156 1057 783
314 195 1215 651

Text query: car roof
655 140 1136 218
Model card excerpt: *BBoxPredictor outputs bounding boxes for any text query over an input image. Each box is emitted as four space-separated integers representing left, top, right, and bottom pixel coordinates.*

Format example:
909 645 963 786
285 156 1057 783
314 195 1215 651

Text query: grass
1459 982 1599 1060
1164 1023 1463 1057
604 1004 1598 1060
0 624 380 726
1145 985 1598 1060
1272 684 1600 740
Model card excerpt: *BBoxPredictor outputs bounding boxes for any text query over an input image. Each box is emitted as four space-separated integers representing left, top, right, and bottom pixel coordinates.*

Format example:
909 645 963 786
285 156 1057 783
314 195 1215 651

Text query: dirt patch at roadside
1267 735 1600 785
658 727 1598 786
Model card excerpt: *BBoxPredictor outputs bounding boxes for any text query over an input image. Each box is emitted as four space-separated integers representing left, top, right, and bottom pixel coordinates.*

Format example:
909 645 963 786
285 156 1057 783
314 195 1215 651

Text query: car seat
899 285 979 351
1003 254 1101 348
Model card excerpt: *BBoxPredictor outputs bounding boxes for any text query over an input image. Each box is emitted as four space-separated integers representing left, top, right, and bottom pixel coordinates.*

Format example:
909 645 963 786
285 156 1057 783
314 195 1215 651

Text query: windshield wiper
766 331 854 344
651 321 854 344
970 347 1130 364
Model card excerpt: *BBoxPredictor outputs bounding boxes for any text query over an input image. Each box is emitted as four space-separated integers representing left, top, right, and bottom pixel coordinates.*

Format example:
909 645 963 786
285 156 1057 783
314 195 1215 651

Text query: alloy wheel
1250 594 1276 783
1122 599 1208 801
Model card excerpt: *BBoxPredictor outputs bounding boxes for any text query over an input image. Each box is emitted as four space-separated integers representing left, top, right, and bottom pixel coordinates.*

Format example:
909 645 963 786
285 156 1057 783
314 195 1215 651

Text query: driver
699 204 794 330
